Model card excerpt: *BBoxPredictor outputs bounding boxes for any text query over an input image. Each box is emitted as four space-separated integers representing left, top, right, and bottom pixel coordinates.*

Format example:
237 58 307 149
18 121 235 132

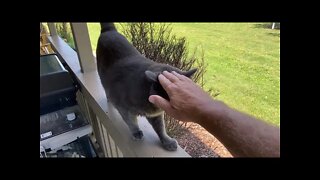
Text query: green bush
55 23 75 49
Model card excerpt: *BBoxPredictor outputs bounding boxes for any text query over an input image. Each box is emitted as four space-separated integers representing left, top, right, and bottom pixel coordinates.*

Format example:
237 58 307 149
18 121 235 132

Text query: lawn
87 23 280 126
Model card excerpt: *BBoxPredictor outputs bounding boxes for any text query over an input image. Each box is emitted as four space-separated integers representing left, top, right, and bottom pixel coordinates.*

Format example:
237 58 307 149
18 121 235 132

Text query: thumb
149 95 171 112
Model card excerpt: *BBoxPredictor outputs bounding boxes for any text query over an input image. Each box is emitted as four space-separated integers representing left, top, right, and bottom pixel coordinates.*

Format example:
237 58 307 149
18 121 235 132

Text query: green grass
87 23 280 126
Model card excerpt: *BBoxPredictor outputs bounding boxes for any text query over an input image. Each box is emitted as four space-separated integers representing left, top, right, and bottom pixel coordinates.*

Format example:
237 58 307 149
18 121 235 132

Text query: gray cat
96 23 197 151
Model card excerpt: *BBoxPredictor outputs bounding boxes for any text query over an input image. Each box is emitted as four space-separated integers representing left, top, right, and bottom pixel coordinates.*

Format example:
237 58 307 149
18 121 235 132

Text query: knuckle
167 84 177 91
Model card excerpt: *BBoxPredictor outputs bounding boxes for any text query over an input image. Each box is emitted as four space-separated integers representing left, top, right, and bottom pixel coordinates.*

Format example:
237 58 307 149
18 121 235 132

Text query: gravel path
174 123 233 157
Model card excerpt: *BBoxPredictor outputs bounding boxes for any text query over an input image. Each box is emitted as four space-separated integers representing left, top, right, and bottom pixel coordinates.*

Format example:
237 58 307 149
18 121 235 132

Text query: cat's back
97 31 140 65
106 56 153 86
96 23 161 114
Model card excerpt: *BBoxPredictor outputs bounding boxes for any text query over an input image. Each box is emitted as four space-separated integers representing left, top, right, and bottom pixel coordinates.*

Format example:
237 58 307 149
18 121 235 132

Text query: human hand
148 71 216 123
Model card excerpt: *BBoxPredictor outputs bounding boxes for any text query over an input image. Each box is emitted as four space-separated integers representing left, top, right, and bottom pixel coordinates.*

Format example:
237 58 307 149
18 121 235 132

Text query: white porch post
70 23 96 73
47 23 57 36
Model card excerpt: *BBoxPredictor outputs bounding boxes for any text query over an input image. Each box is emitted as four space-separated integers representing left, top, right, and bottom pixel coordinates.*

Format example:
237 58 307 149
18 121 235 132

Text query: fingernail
149 96 155 103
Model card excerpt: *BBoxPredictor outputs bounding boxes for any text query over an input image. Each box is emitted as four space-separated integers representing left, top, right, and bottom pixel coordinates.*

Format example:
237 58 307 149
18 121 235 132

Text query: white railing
45 22 190 157
76 90 123 157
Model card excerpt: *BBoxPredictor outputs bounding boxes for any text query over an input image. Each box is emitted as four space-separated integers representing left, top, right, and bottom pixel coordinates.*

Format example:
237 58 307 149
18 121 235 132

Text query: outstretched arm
149 71 280 157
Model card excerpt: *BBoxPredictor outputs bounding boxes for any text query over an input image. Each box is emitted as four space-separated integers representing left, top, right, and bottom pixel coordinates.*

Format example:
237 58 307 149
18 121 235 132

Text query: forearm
197 100 280 157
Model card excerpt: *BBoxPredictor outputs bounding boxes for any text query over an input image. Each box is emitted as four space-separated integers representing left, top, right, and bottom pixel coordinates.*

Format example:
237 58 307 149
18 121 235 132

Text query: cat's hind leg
147 113 177 151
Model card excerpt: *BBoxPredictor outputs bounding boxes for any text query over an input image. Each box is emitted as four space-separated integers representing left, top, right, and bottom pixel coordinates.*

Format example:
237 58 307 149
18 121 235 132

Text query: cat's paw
132 130 144 141
162 138 178 151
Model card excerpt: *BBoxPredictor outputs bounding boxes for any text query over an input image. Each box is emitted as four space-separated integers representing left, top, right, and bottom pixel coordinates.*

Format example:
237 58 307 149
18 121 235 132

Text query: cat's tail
100 23 117 33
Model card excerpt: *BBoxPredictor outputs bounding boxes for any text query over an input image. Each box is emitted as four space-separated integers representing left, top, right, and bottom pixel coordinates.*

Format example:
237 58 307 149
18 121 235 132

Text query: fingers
158 74 175 94
162 71 180 83
159 71 188 95
148 95 172 112
171 71 189 81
